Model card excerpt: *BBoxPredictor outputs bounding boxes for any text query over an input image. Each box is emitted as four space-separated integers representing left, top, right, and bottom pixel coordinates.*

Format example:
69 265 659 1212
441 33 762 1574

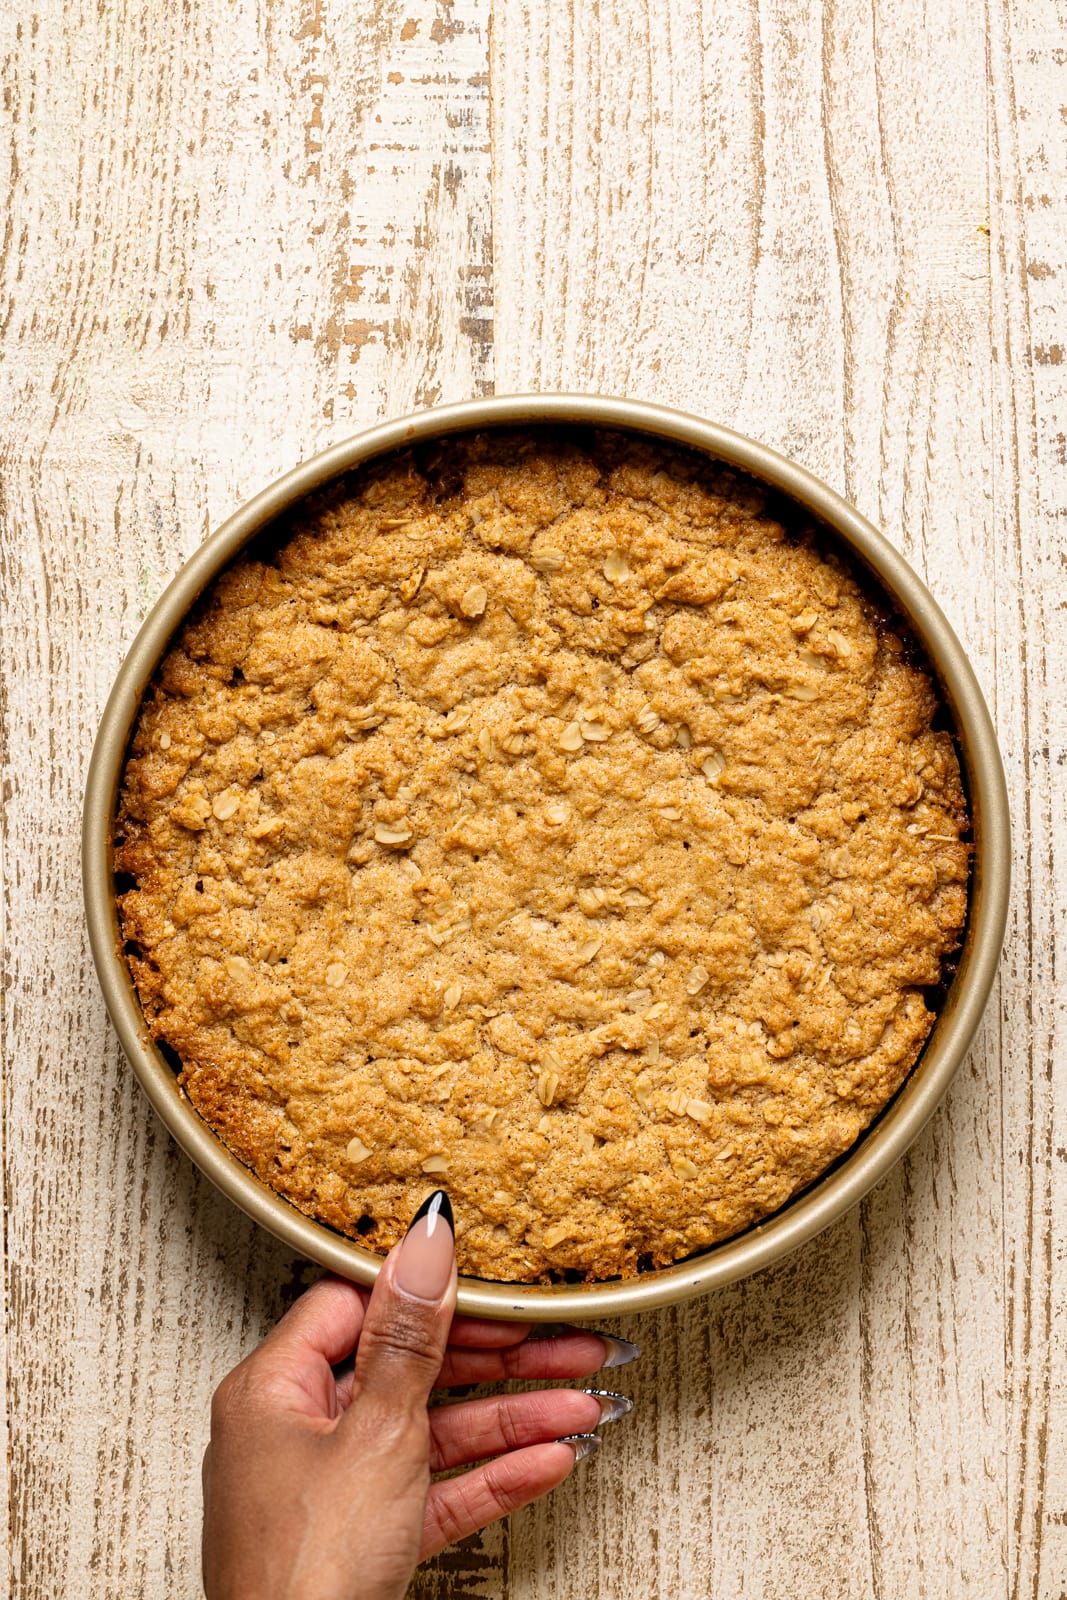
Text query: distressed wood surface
0 1 1063 1596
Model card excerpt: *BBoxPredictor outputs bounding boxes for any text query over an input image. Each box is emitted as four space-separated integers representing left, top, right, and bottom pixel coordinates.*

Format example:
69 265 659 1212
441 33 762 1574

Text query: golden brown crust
115 431 970 1281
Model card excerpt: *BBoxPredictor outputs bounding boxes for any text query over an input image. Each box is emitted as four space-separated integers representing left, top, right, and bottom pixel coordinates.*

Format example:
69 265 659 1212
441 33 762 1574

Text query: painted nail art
582 1388 634 1424
598 1334 641 1368
410 1187 454 1234
559 1433 601 1463
395 1189 455 1301
524 1324 642 1367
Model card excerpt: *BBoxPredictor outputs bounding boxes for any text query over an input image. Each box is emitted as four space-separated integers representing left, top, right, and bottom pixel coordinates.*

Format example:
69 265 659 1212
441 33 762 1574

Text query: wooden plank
489 0 1063 1596
831 2 1008 1595
1 0 1064 1592
986 7 1067 1597
0 0 492 1594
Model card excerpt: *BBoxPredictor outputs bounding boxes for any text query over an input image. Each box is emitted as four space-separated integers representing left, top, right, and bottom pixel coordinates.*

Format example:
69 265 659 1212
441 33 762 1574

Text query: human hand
201 1192 638 1600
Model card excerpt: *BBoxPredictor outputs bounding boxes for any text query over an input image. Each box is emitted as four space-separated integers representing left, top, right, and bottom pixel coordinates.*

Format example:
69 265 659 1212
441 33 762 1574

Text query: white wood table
2 1 1064 1595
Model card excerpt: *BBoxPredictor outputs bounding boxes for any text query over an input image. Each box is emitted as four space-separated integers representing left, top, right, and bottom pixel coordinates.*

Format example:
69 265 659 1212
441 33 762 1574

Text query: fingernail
582 1388 634 1424
524 1323 642 1368
598 1334 641 1368
395 1190 455 1302
559 1433 600 1463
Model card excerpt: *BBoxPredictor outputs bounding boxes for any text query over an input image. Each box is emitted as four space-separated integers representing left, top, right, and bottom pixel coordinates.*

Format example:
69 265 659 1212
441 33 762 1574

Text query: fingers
434 1327 637 1389
260 1276 369 1367
429 1387 608 1472
420 1442 584 1561
445 1315 533 1348
336 1325 639 1411
211 1277 370 1426
348 1191 458 1418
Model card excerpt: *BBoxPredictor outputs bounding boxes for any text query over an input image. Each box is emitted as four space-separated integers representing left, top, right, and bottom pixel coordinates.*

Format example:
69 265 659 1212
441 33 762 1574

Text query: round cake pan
83 395 1011 1321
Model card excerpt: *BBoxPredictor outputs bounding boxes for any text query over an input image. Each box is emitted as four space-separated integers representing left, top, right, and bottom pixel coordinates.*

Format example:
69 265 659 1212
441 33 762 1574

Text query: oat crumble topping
116 431 969 1281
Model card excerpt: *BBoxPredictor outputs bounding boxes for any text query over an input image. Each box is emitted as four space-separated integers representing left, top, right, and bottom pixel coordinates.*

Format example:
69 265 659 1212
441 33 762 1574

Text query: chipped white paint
0 0 1064 1596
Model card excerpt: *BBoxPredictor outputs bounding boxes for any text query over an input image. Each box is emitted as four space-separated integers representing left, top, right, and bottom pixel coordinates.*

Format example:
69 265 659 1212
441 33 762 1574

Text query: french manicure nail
559 1433 601 1463
395 1189 454 1302
582 1388 634 1424
598 1334 641 1368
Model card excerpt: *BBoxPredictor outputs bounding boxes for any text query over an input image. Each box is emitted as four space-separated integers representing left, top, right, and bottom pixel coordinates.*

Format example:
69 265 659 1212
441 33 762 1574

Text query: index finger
435 1328 634 1389
217 1277 370 1426
446 1315 532 1348
258 1276 369 1367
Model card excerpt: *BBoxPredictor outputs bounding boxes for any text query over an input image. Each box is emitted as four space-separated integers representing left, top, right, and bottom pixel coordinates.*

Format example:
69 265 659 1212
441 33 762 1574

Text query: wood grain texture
0 1 492 1594
0 0 1063 1595
489 0 1063 1596
986 8 1067 1596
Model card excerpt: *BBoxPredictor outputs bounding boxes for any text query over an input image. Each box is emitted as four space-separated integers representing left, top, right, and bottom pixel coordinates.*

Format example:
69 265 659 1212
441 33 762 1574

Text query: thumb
349 1190 457 1416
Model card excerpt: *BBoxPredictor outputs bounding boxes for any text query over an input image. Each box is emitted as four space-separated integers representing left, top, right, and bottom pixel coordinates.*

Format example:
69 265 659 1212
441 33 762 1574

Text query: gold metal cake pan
83 395 1011 1322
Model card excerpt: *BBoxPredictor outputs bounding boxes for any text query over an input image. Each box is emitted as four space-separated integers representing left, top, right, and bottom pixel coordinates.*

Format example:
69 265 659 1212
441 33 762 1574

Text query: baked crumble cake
115 431 969 1281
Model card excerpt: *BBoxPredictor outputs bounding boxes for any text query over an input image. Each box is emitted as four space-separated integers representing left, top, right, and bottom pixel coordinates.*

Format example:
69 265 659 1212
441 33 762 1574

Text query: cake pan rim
82 392 1011 1320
